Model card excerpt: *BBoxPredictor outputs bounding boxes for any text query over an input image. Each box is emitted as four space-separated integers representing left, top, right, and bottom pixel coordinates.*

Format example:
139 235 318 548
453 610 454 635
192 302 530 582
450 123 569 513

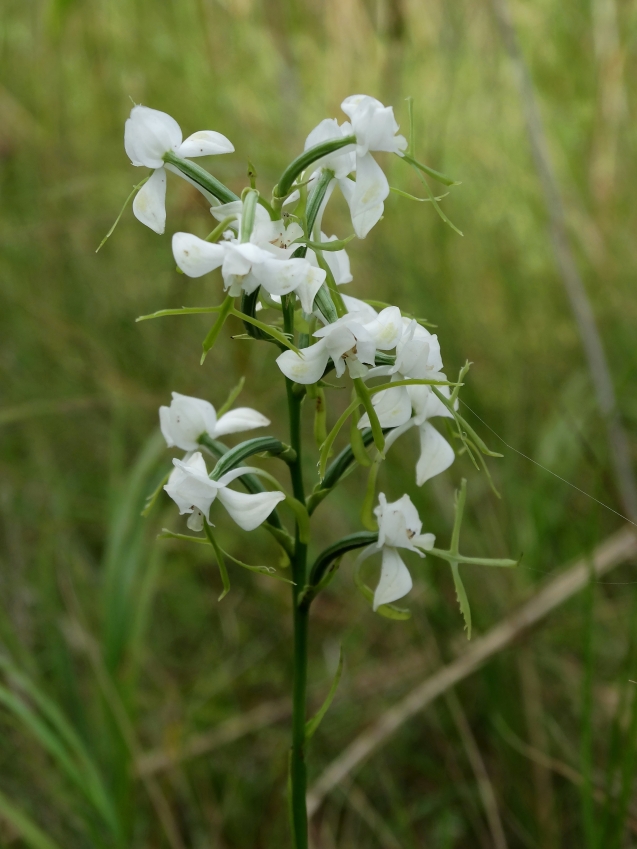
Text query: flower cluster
123 95 508 614
160 392 284 532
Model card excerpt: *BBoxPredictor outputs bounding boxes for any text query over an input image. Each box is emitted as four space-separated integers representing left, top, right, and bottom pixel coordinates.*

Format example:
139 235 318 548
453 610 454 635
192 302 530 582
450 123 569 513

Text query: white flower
295 98 406 240
276 305 403 384
357 493 435 610
340 95 407 239
159 392 270 452
164 452 285 532
359 320 455 485
172 199 326 313
124 105 234 234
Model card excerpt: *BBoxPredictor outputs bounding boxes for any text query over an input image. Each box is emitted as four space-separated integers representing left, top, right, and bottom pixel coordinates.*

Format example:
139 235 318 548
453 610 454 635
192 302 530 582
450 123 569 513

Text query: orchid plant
112 96 517 848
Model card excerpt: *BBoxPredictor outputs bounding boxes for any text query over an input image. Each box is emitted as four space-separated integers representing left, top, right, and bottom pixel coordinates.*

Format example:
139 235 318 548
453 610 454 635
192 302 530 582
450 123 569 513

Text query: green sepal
207 436 297 480
204 522 230 601
163 150 239 204
305 646 344 742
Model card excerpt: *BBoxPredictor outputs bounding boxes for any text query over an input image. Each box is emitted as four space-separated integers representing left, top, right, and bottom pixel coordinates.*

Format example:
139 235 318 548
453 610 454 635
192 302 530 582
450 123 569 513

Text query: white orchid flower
159 392 270 452
356 493 435 610
295 100 406 239
276 305 403 385
307 234 353 286
172 198 326 313
164 451 285 532
359 320 455 484
124 105 234 235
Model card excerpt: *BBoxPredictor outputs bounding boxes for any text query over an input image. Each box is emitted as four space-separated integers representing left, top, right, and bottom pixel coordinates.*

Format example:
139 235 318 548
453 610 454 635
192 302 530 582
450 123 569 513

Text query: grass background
1 0 637 845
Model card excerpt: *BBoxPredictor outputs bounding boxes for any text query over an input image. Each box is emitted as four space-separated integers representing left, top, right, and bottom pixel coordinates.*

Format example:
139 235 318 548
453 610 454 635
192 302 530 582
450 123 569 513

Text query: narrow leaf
201 295 235 362
141 471 170 517
231 309 301 353
305 647 344 742
450 561 472 639
217 376 245 417
136 305 224 323
158 529 209 545
96 177 149 253
204 523 230 600
0 789 65 849
295 235 356 252
319 399 361 479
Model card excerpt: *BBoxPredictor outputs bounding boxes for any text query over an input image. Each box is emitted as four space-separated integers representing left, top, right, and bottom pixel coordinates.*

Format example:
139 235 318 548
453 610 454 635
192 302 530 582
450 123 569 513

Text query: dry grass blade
307 526 637 816
488 0 637 522
136 698 291 777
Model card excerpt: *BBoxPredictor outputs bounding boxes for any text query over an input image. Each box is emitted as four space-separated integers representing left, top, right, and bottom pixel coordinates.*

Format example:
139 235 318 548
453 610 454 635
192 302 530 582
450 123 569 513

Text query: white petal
322 235 353 285
341 154 388 239
124 105 182 169
341 294 379 323
187 509 205 532
375 493 423 550
217 487 286 531
409 383 453 421
276 340 330 384
159 392 218 451
132 168 167 234
373 547 413 610
304 119 356 179
252 259 325 299
341 94 385 119
210 200 243 222
365 306 403 350
295 273 326 315
360 386 411 429
164 452 218 519
413 532 435 551
416 423 455 485
177 130 234 158
214 407 270 437
172 232 226 277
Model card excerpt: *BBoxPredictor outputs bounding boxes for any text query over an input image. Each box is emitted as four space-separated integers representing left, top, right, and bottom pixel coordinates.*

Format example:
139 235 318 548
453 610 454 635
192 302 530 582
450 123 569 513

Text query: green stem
283 300 309 849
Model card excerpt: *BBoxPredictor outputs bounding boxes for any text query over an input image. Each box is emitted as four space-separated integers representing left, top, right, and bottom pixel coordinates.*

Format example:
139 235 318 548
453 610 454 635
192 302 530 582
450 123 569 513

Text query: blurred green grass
1 0 637 846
